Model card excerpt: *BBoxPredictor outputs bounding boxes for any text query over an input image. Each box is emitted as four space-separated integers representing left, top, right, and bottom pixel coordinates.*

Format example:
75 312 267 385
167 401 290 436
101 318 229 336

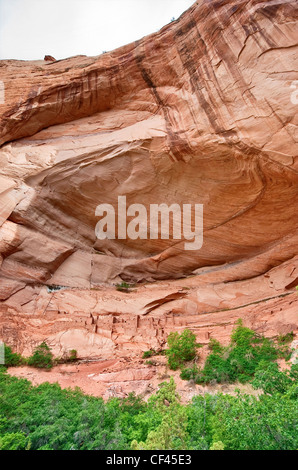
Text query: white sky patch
0 0 195 60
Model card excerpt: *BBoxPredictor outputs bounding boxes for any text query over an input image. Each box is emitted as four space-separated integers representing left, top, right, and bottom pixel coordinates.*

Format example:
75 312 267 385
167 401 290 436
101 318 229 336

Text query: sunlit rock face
0 1 297 372
1 0 298 288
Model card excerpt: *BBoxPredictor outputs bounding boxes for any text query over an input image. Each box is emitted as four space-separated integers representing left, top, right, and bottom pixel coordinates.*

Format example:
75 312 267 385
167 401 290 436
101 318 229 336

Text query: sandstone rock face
0 0 297 394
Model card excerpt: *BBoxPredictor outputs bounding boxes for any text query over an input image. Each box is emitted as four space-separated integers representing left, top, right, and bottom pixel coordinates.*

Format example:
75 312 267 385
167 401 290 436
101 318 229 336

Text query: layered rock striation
0 0 297 374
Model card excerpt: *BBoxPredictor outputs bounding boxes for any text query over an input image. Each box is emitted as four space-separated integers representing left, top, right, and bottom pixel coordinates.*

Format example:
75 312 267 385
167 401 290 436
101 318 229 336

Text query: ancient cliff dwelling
0 0 297 452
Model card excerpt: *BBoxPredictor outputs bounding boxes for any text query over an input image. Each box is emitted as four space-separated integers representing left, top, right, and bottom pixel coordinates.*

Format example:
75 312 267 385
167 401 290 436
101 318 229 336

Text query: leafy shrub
166 329 201 371
3 343 77 369
60 349 78 363
3 345 23 367
55 349 79 365
180 364 201 382
278 332 294 345
27 342 53 369
142 350 156 359
116 282 134 292
252 362 297 395
208 338 224 354
68 349 77 362
200 352 233 383
181 320 293 385
0 432 30 450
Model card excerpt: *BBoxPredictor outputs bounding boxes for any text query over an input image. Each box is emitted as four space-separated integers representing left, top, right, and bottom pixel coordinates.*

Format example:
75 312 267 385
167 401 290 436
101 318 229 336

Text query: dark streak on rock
135 53 192 161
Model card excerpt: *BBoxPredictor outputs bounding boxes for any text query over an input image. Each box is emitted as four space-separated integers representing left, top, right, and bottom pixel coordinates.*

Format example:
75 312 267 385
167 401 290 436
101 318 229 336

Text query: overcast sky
0 0 195 61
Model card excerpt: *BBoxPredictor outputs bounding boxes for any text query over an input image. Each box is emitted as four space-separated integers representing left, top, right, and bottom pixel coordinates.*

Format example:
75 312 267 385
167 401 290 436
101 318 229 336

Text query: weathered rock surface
0 0 297 396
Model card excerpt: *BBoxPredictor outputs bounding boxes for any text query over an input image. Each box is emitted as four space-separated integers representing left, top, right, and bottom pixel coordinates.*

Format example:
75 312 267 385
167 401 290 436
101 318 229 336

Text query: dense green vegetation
3 343 77 370
0 363 297 450
27 342 54 369
3 345 24 367
142 349 156 359
179 320 293 385
0 322 296 450
166 329 201 370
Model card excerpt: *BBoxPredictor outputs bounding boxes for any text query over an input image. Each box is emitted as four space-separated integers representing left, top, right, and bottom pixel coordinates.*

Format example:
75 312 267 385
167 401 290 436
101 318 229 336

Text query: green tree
132 378 189 450
0 432 30 450
183 320 289 385
252 362 297 395
166 329 200 370
27 342 53 369
3 345 23 367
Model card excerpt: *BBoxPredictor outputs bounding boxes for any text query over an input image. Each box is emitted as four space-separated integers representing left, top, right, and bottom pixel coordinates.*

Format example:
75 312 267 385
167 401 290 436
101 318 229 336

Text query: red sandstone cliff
0 0 297 397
